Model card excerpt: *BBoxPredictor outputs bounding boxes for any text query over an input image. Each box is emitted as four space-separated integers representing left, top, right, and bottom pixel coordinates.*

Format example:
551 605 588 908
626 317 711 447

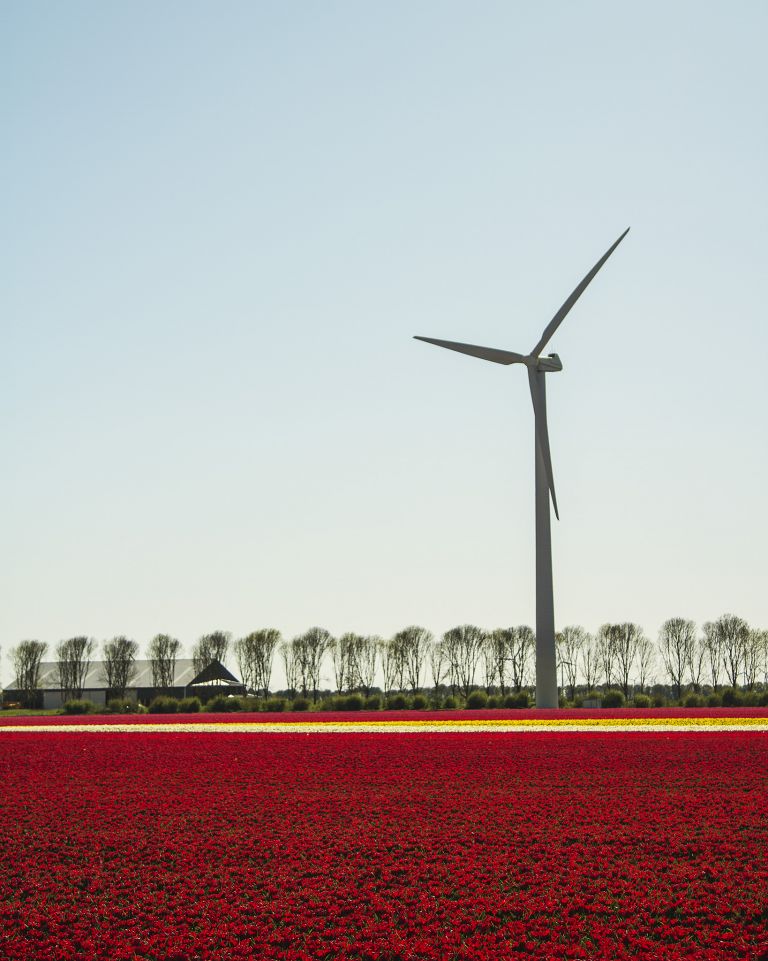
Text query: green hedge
149 696 178 714
177 697 201 713
63 699 97 715
503 691 530 709
205 695 243 713
106 697 140 714
601 689 626 708
466 690 488 709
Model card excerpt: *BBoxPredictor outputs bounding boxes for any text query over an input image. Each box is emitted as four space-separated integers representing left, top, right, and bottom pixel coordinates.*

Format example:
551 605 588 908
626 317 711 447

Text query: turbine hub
536 353 563 372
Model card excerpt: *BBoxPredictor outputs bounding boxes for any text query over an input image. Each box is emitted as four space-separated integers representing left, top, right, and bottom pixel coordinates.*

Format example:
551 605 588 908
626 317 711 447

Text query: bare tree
348 635 379 696
744 630 766 690
329 634 356 694
612 623 645 697
714 614 750 689
380 635 408 693
441 630 461 695
428 638 448 693
442 625 485 697
102 636 139 698
580 632 598 692
485 630 510 694
556 626 587 701
291 635 311 698
235 629 281 697
394 626 433 693
293 627 331 701
148 634 181 689
11 640 47 706
380 637 398 694
508 626 534 692
596 625 617 690
687 631 707 692
658 618 696 700
701 621 723 690
635 634 656 691
280 640 299 697
481 633 498 692
192 630 231 675
56 636 95 701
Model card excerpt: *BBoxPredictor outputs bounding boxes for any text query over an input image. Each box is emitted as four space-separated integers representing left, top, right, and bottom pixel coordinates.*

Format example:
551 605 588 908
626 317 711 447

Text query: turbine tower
415 229 629 708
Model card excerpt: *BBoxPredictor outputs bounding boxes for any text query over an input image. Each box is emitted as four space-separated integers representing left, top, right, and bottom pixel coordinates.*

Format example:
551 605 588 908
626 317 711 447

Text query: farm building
3 659 246 709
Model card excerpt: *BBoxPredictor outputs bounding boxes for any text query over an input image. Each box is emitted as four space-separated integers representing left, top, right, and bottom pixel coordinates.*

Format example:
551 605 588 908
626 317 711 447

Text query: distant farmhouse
4 659 246 709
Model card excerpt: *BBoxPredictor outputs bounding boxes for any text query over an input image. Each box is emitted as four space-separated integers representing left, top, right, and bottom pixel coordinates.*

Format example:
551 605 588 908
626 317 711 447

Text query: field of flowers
1 728 766 960
2 707 768 725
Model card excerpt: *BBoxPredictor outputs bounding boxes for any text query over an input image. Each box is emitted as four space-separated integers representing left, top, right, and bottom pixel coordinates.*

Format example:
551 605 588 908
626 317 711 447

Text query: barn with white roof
4 659 245 708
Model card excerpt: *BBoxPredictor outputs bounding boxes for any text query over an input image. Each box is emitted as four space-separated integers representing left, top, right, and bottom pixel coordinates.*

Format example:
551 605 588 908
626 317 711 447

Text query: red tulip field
1 719 766 960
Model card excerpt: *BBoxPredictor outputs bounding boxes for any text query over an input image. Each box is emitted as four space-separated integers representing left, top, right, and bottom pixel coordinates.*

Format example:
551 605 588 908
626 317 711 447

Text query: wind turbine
415 228 629 708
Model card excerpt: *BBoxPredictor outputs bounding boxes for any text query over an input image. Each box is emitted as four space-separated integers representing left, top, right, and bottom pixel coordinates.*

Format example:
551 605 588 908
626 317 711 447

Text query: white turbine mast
415 228 629 708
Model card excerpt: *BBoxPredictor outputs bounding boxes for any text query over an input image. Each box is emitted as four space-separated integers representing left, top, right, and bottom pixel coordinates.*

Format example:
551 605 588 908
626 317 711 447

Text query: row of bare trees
656 615 767 697
9 614 767 704
277 625 529 700
270 617 766 699
558 617 768 699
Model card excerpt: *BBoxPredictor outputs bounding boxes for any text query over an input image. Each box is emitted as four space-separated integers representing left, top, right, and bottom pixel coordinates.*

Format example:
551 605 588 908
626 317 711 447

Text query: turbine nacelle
536 353 562 372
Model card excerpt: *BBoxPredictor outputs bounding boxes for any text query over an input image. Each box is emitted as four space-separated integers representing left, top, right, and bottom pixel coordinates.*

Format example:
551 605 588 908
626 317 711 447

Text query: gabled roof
188 660 242 687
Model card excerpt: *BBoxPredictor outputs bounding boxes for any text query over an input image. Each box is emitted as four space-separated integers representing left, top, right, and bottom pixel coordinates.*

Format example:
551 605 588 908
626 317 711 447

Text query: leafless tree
485 629 510 694
11 640 47 705
611 623 645 697
440 630 461 695
580 632 598 692
596 625 617 690
348 635 379 696
442 625 485 697
328 633 356 693
148 634 181 689
235 629 281 697
380 635 407 693
716 614 750 689
380 637 399 694
760 630 768 689
56 636 95 701
701 621 723 690
744 630 766 690
635 634 656 691
481 634 498 692
192 630 231 675
556 626 587 701
102 636 138 698
428 639 448 693
508 626 534 692
390 633 409 692
292 635 312 697
687 631 707 692
280 640 299 697
658 618 696 700
293 627 332 701
393 626 433 693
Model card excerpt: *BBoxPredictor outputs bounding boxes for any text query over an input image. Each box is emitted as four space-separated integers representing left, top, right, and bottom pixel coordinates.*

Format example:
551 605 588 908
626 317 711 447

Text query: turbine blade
414 336 527 365
527 367 560 520
531 227 630 357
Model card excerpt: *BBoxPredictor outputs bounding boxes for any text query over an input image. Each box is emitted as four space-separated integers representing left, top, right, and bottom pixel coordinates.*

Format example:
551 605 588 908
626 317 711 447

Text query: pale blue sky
2 1 766 685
